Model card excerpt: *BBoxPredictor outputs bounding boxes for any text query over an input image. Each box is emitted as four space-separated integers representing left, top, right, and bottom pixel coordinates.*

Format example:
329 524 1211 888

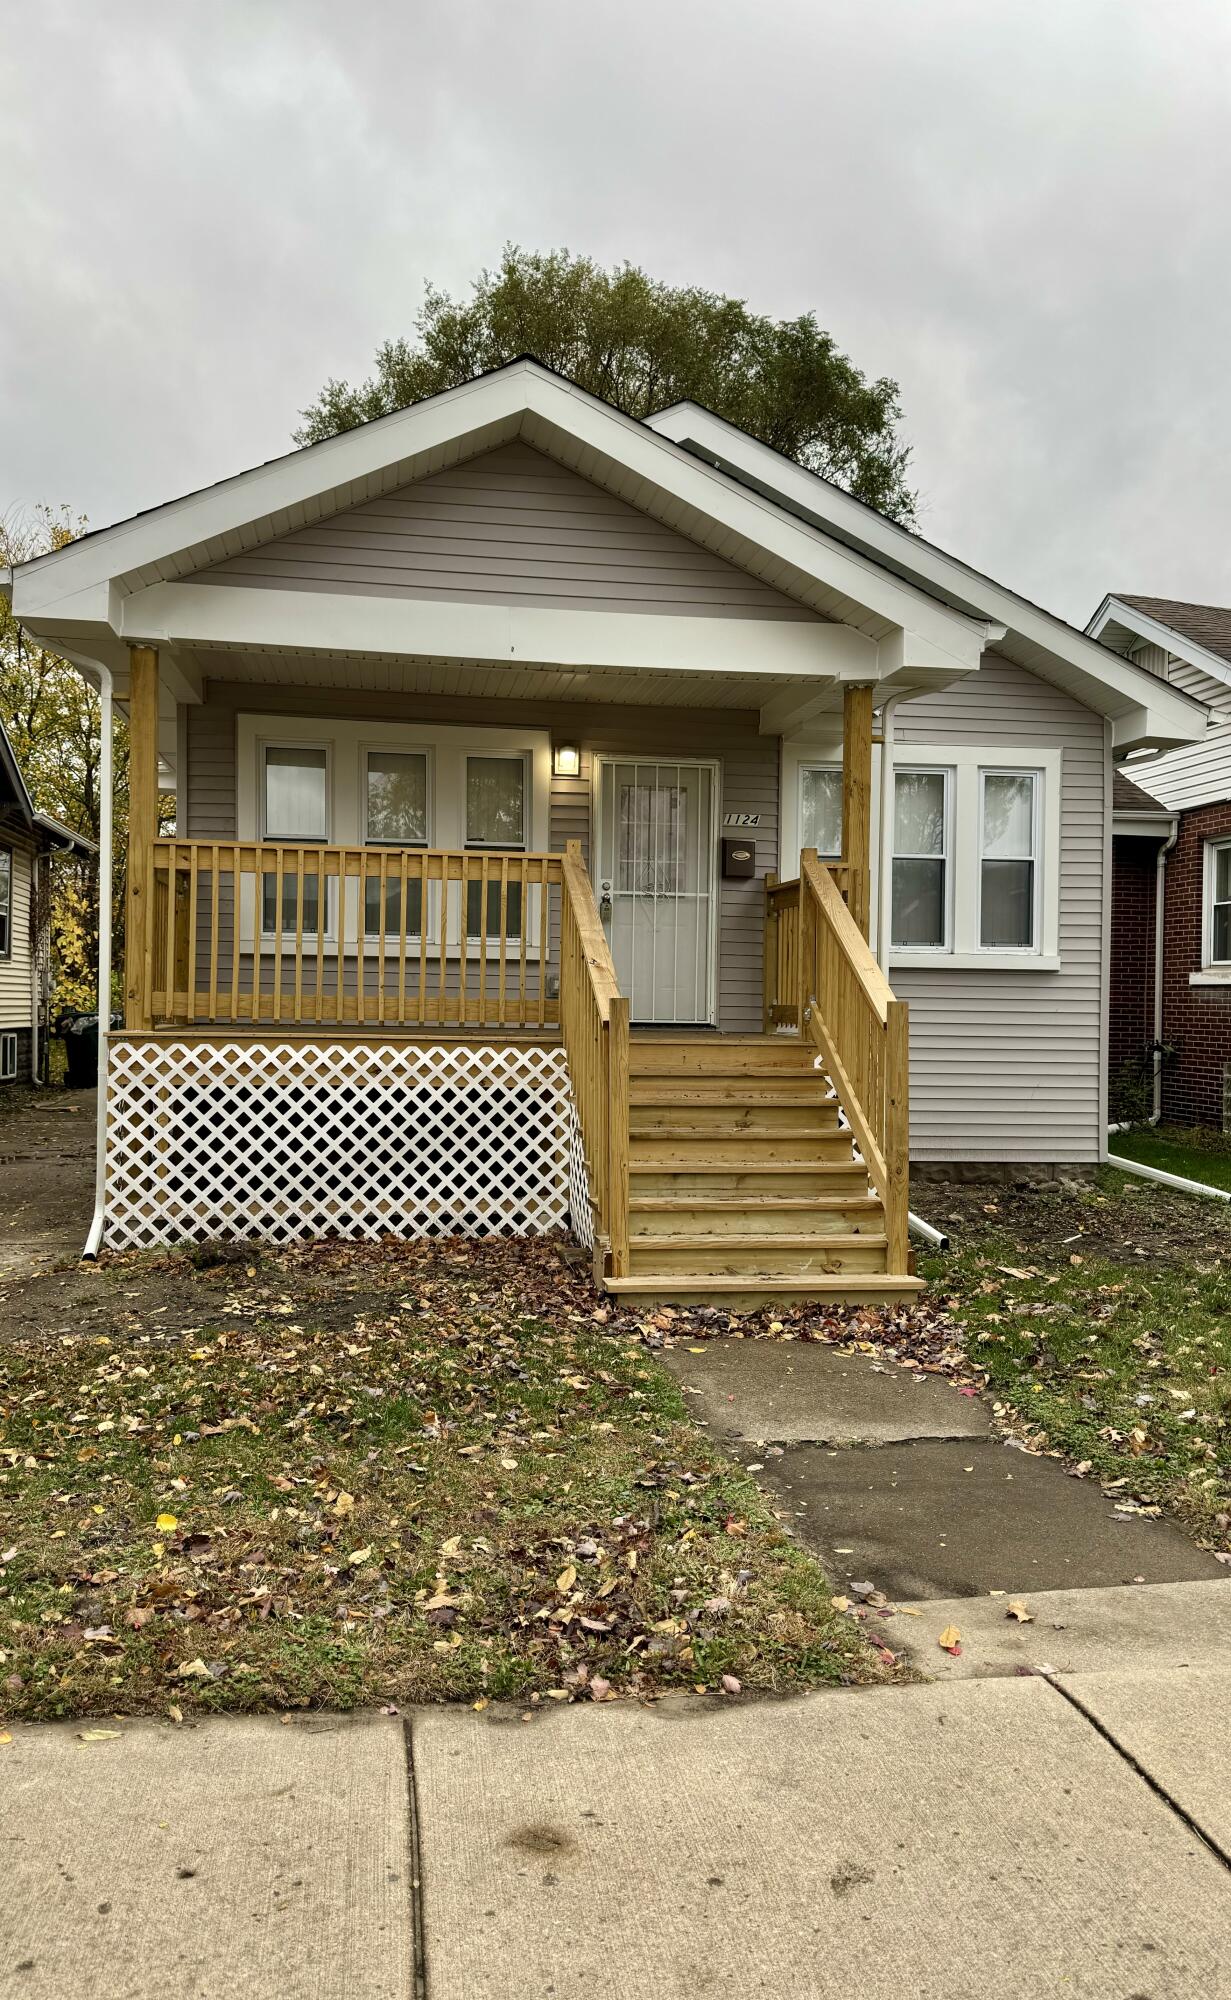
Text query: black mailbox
722 835 756 879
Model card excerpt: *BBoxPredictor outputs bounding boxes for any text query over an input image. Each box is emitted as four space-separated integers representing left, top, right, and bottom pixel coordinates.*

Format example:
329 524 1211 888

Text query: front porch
115 662 916 1301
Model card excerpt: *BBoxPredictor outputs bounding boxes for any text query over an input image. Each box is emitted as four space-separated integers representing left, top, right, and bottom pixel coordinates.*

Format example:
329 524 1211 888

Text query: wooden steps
603 1034 923 1308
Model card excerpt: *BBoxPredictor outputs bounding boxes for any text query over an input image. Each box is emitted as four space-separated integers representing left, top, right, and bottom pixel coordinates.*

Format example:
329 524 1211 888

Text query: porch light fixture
552 743 581 778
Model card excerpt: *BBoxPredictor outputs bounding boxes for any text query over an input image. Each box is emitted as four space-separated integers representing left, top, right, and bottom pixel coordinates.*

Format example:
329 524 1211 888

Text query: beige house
2 361 1206 1302
0 719 95 1085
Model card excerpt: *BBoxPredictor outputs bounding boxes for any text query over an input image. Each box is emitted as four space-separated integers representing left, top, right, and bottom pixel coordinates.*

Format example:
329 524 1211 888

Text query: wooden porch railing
559 840 630 1277
144 839 565 1028
763 849 910 1273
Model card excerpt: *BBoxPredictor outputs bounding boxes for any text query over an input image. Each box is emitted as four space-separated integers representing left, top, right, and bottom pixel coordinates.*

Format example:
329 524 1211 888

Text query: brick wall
1109 837 1158 1089
1160 802 1231 1128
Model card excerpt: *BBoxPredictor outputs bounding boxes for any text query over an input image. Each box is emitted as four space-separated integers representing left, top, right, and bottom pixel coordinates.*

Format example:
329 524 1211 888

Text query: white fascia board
116 579 880 681
647 404 1209 748
12 362 986 669
1114 811 1177 837
1087 595 1231 693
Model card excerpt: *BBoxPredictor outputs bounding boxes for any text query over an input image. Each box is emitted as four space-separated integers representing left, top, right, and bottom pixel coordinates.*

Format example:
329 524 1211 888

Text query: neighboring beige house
0 718 95 1085
1 361 1206 1301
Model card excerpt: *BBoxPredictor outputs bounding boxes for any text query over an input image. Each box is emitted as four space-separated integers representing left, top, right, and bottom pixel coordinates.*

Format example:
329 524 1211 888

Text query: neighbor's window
0 847 11 958
466 754 527 936
364 749 429 937
1209 841 1231 965
892 769 949 948
980 770 1039 950
799 766 843 860
261 745 328 934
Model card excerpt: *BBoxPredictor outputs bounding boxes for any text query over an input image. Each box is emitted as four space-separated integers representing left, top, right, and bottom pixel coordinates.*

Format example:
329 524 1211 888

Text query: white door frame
593 755 722 1026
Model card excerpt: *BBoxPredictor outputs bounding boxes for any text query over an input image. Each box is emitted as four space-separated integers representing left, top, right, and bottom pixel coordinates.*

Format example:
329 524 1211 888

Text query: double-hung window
364 749 429 939
892 769 950 949
1206 842 1231 966
465 753 527 938
261 745 329 936
798 766 843 861
979 770 1038 950
0 847 11 959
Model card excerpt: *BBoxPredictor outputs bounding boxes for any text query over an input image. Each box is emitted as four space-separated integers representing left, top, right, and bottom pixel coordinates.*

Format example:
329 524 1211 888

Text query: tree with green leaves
296 247 915 522
1 506 117 1011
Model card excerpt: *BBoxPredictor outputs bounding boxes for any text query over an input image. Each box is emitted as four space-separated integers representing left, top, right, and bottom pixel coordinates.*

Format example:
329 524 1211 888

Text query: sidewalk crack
1047 1676 1231 1874
402 1718 429 1999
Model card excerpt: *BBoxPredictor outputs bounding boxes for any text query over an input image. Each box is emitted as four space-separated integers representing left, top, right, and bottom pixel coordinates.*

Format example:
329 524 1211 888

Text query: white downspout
82 664 114 1259
29 871 41 1086
1151 821 1178 1125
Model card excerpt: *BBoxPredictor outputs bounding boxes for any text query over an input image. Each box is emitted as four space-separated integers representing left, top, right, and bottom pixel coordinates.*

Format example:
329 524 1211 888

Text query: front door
595 759 718 1024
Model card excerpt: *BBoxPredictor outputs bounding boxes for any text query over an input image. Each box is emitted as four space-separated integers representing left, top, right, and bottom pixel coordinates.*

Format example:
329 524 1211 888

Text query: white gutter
82 663 114 1259
908 1210 950 1251
1151 820 1178 1123
1107 1150 1231 1203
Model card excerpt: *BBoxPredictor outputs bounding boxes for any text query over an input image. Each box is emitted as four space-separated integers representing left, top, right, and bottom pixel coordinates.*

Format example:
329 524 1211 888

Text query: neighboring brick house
1090 595 1231 1127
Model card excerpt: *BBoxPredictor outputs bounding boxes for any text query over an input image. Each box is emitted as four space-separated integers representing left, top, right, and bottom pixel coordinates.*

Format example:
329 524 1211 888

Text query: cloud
4 0 1230 624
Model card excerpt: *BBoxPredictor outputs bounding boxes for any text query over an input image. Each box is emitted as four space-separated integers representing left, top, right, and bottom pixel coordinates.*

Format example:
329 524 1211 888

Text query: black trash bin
61 1012 100 1089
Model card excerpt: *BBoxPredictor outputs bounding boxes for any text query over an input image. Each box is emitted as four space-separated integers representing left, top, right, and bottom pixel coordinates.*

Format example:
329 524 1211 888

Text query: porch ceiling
176 645 845 715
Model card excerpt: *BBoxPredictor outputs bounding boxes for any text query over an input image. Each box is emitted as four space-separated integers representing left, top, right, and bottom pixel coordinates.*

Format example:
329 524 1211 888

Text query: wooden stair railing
763 849 910 1274
559 839 630 1279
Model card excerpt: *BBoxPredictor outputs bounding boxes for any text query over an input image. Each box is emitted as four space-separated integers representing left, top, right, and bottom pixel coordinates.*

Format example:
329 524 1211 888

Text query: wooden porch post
125 644 160 1029
841 683 874 939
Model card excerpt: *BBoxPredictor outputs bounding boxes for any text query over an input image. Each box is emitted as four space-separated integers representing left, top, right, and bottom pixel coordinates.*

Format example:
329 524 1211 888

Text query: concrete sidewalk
5 1670 1230 1998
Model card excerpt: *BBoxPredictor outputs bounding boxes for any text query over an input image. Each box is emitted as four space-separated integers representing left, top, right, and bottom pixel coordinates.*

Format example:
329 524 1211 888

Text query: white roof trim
1086 594 1231 693
647 403 1209 750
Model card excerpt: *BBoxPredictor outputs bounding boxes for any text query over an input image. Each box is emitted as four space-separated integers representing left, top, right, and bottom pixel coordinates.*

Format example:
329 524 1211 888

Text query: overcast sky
4 0 1230 626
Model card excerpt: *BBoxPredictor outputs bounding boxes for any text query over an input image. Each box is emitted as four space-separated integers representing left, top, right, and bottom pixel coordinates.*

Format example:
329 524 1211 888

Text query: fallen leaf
77 1728 122 1742
937 1625 962 1655
1006 1600 1033 1623
155 1513 179 1534
556 1565 577 1593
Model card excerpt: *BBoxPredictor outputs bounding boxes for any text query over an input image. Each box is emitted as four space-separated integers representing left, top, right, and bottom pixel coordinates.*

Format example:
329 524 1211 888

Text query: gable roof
1086 592 1231 694
1 357 1209 754
1112 769 1170 814
1115 596 1231 665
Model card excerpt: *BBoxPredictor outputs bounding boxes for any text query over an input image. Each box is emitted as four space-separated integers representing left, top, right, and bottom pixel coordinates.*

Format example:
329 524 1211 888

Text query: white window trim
1200 837 1231 973
976 766 1042 956
888 746 1061 970
891 764 954 955
237 714 551 956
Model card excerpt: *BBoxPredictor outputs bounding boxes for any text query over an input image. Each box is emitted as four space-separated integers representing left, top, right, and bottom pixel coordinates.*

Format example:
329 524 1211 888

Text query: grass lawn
1107 1123 1231 1194
921 1171 1231 1552
0 1240 883 1723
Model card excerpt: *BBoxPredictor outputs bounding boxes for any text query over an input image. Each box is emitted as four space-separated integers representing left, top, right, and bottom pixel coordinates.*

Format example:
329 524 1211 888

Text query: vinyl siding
184 681 777 1032
0 825 35 1032
1129 656 1231 810
892 652 1107 1163
192 441 820 622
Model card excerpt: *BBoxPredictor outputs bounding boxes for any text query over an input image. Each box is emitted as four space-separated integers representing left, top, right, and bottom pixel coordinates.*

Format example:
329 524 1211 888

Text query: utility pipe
1150 819 1178 1124
908 1209 950 1251
82 662 114 1260
1107 1150 1231 1203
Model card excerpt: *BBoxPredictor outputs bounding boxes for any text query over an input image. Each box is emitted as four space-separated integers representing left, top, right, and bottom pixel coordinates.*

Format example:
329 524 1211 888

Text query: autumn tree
0 505 118 1011
296 246 915 522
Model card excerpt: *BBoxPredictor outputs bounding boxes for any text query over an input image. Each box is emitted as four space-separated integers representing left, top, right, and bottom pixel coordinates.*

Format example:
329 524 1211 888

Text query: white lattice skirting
104 1039 594 1250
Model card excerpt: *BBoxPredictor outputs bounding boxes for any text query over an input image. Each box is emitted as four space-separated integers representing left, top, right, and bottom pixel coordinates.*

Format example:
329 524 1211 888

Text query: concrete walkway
0 1086 95 1278
5 1670 1231 1998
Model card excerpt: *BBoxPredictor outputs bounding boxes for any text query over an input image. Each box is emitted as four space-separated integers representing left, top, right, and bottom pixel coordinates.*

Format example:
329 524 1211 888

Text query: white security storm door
596 759 718 1024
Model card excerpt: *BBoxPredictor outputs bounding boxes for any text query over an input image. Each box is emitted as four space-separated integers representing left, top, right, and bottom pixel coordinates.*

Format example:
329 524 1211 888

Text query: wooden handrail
763 849 910 1273
559 842 629 1277
140 838 563 1029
